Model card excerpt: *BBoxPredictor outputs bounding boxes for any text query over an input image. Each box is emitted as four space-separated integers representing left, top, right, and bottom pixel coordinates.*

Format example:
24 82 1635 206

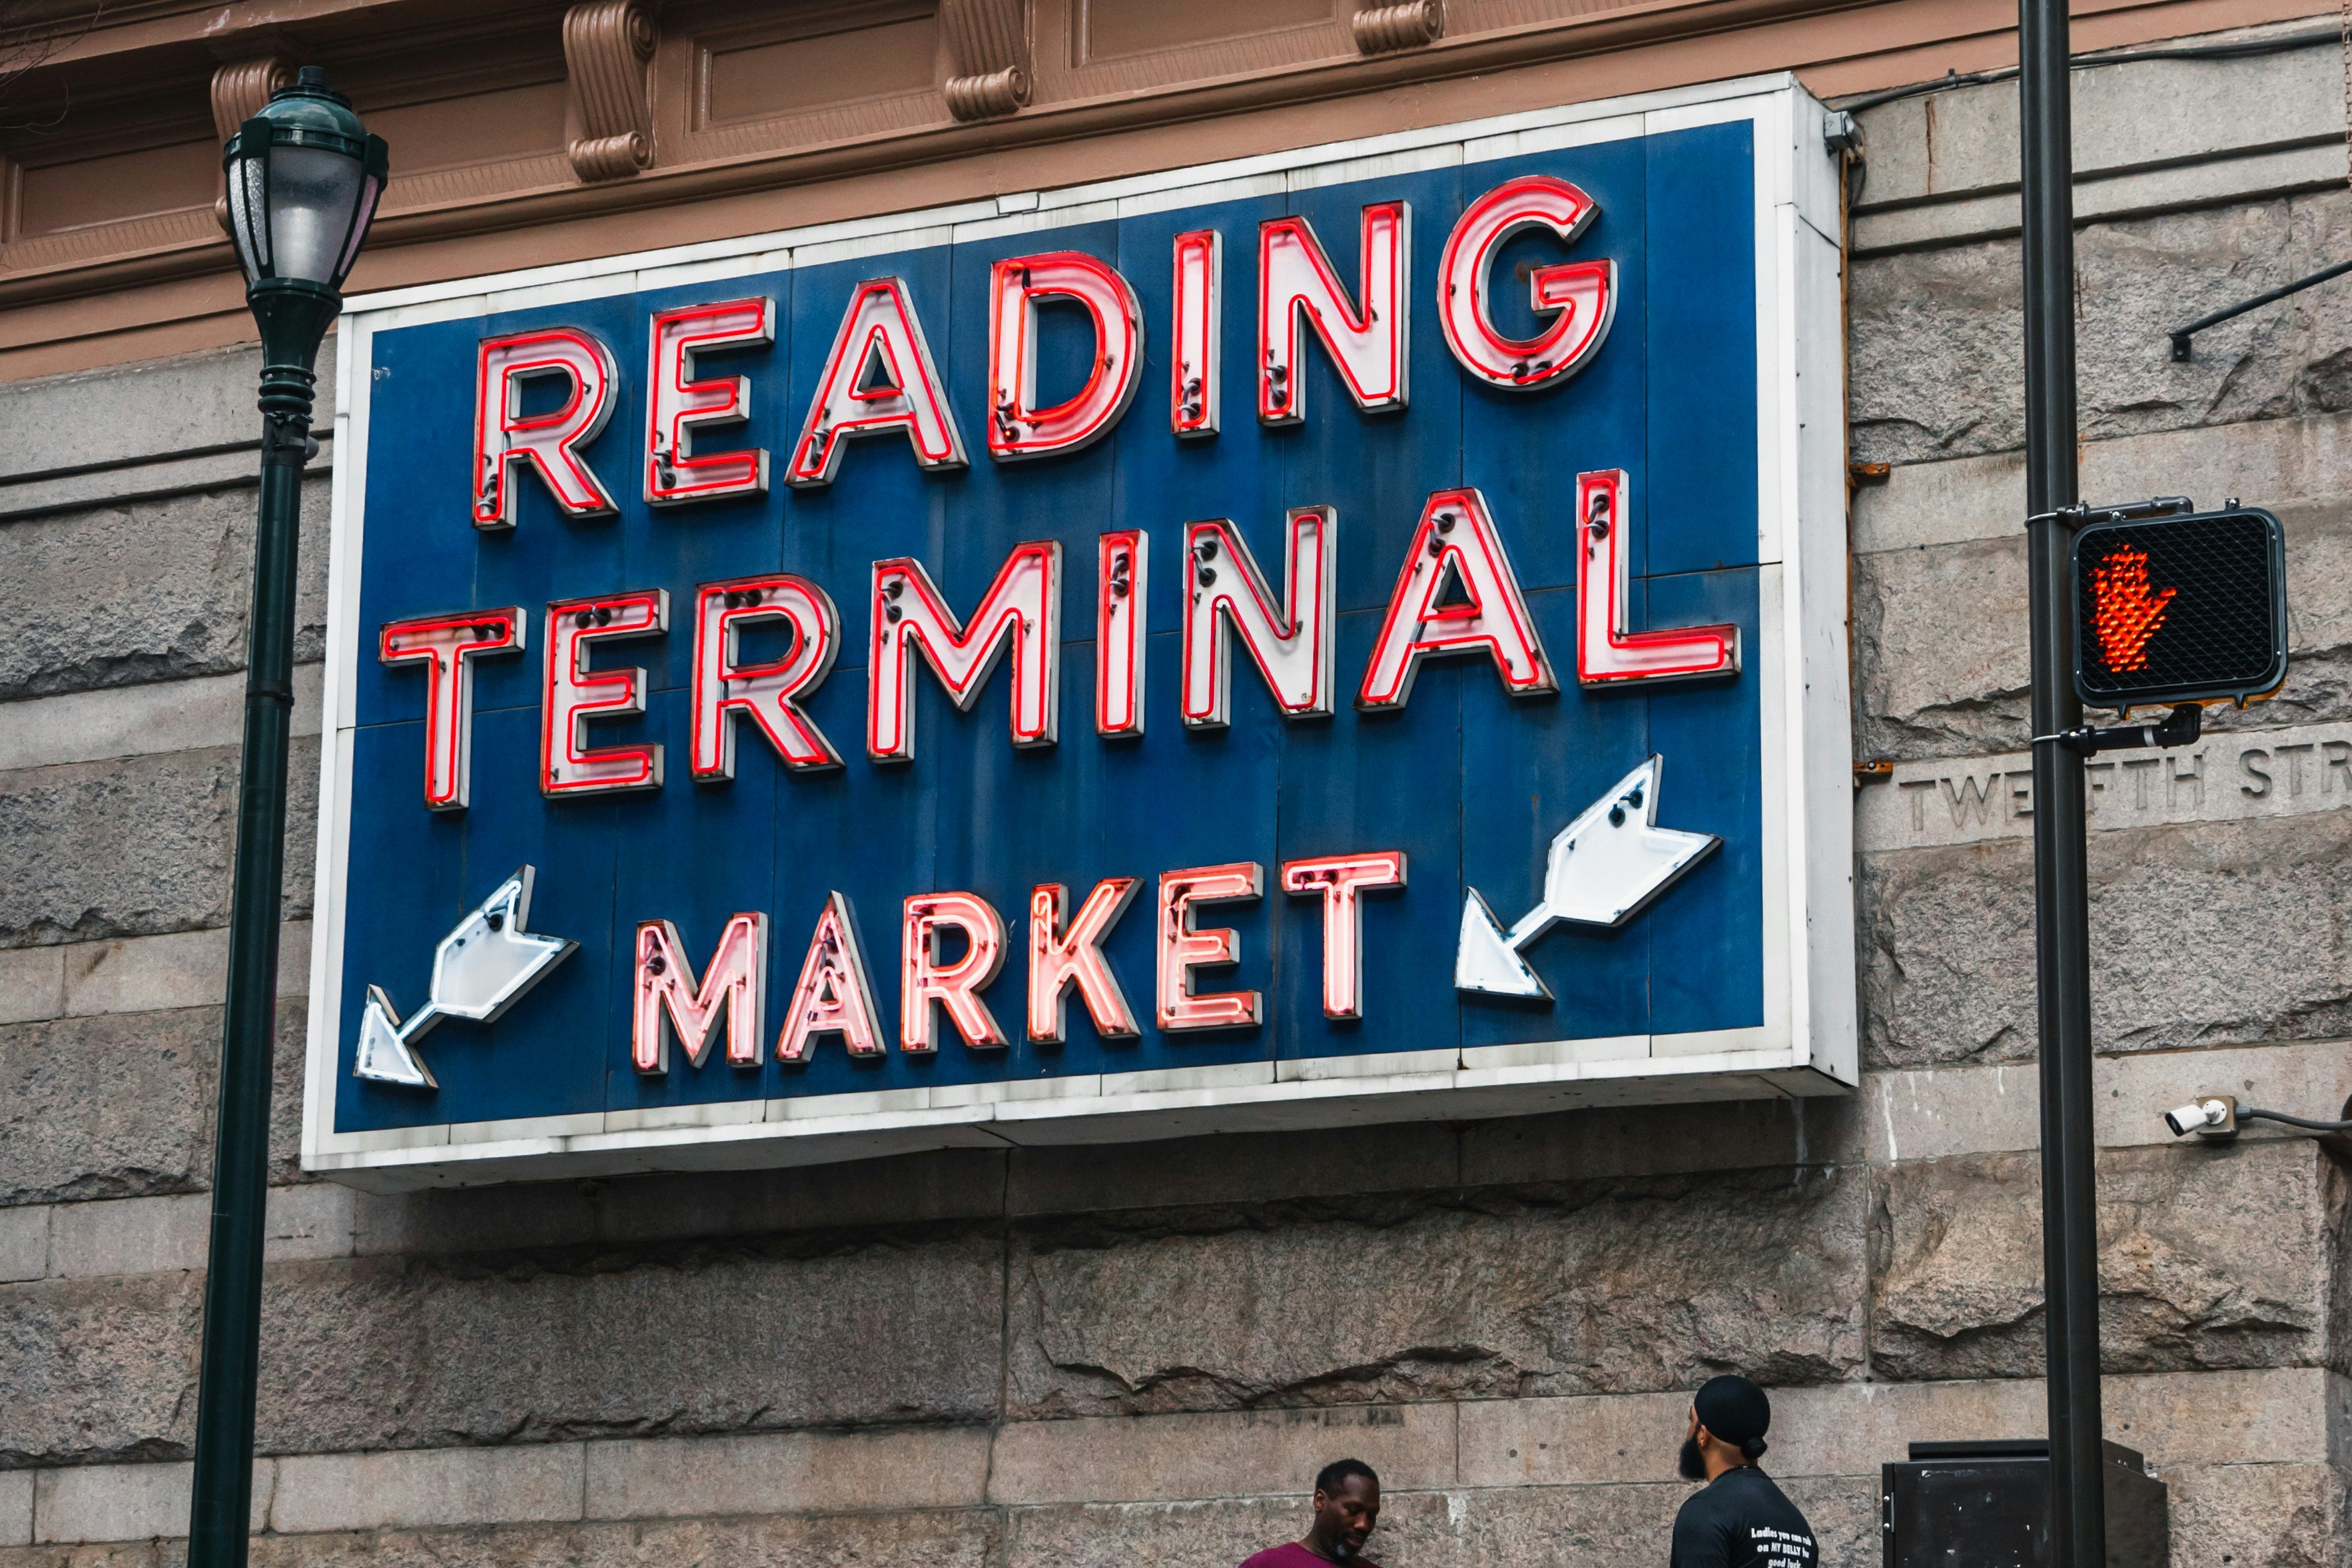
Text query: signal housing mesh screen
2074 510 2284 708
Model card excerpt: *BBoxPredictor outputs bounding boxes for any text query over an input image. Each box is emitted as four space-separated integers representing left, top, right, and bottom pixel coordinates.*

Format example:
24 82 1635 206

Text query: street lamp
187 65 386 1568
223 65 388 435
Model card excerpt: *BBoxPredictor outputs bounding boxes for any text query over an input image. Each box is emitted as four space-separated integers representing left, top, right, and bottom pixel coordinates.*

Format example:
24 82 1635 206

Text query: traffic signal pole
2018 0 2108 1560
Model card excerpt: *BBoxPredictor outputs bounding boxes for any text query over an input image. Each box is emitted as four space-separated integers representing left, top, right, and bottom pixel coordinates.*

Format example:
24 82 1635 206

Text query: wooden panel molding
563 0 659 180
1078 0 1337 61
697 4 939 128
657 0 948 166
0 75 215 276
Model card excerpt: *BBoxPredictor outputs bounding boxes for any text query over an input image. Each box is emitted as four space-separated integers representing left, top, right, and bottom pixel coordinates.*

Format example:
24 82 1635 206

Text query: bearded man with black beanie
1669 1375 1820 1568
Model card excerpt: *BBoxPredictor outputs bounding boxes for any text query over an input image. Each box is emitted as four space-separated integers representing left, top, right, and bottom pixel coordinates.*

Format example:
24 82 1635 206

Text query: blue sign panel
306 81 1856 1186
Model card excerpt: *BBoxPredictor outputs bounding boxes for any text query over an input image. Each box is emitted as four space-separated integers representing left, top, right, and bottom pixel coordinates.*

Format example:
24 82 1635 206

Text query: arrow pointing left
1455 755 1720 999
354 866 576 1088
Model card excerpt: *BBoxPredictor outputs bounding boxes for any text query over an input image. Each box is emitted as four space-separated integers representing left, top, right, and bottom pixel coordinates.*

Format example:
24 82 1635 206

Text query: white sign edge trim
338 70 1819 325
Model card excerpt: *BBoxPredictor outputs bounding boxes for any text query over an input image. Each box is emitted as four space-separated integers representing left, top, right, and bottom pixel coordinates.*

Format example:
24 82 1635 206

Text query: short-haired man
1240 1459 1382 1568
1671 1375 1818 1568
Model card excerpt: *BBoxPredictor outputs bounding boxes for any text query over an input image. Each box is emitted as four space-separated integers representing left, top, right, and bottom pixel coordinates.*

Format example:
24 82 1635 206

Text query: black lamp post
188 67 386 1568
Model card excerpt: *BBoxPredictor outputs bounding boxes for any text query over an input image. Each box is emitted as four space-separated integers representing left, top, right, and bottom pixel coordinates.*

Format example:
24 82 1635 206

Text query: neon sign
306 78 1857 1186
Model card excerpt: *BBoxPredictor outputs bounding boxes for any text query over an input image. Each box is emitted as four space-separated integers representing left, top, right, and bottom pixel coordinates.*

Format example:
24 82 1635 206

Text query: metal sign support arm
2167 255 2352 360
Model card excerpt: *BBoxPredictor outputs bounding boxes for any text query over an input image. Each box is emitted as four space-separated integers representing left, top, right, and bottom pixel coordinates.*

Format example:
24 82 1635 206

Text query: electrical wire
1830 25 2343 115
2339 0 2351 200
2239 1106 2352 1134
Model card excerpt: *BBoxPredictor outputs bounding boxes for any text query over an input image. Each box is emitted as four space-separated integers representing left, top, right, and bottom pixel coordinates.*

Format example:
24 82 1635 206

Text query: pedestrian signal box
1882 1440 2168 1568
2072 505 2287 713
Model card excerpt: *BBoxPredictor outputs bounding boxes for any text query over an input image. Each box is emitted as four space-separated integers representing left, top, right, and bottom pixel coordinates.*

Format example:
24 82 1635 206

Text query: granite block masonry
3 20 2352 1568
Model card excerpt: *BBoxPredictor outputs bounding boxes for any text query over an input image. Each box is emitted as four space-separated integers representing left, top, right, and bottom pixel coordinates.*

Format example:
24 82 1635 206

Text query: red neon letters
788 276 967 487
615 852 1405 1074
542 589 668 796
1170 229 1221 437
988 251 1144 460
1437 175 1616 390
1258 202 1409 424
469 179 1622 519
869 544 1062 761
474 328 619 526
901 891 1010 1053
1360 487 1556 708
1028 879 1142 1044
777 893 887 1064
1181 510 1336 728
632 914 769 1073
1574 469 1740 685
397 482 1683 802
379 605 524 811
645 297 774 505
1096 530 1148 738
1156 862 1265 1032
1280 852 1407 1020
692 574 843 779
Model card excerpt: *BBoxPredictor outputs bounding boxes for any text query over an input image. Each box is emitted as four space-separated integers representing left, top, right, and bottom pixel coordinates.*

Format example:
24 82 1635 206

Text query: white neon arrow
354 867 577 1088
1455 755 1719 1000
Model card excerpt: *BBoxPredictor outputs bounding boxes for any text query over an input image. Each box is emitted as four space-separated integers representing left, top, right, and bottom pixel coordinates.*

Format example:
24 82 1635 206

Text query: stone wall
6 23 2352 1567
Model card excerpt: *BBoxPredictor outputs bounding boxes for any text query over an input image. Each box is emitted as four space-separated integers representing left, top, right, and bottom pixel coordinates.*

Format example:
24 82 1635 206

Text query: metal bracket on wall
2167 256 2352 360
2037 701 2201 756
2024 496 2193 530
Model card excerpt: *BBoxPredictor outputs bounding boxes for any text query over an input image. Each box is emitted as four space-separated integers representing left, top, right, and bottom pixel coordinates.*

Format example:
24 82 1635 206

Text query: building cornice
0 0 1871 310
0 0 2326 378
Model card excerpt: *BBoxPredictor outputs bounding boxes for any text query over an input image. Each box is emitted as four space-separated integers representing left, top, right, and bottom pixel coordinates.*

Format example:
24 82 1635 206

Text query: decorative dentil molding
1354 0 1445 53
941 0 1031 121
564 0 658 182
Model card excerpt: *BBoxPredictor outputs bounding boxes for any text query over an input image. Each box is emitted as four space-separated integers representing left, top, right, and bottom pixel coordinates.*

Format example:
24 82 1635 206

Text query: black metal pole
2018 0 2106 1559
187 290 332 1568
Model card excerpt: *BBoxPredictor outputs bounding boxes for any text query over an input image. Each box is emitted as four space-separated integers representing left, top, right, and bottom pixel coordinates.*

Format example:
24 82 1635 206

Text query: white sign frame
304 72 1856 1191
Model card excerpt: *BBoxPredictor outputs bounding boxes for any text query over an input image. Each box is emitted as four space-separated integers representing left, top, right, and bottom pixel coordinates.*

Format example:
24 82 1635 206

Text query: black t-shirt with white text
1669 1467 1819 1568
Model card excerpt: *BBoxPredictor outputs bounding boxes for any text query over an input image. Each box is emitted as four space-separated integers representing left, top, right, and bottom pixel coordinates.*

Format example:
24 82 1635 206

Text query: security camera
2163 1095 2237 1140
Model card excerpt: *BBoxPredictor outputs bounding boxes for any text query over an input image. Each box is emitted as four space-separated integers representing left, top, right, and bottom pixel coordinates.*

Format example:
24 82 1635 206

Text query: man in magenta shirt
1239 1460 1383 1568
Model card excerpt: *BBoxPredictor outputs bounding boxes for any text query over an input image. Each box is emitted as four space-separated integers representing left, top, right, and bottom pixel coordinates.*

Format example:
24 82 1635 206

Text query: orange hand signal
2089 546 2176 672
